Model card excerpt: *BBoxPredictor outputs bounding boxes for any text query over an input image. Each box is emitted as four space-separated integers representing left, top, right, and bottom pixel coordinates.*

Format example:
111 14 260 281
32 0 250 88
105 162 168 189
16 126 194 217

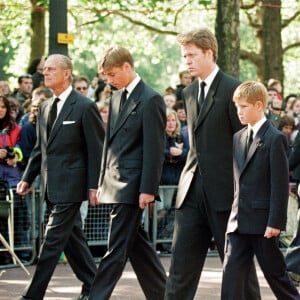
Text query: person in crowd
285 94 298 116
27 57 46 90
221 81 299 300
160 108 188 190
266 87 285 128
94 80 112 104
19 87 53 127
164 86 175 95
173 100 187 127
73 76 89 97
0 80 11 97
163 93 177 109
164 28 260 300
97 101 109 130
87 76 99 101
286 128 300 286
0 95 26 260
268 78 283 100
174 70 193 101
11 74 33 106
173 100 189 148
289 98 300 143
278 114 295 155
16 54 105 300
89 46 167 300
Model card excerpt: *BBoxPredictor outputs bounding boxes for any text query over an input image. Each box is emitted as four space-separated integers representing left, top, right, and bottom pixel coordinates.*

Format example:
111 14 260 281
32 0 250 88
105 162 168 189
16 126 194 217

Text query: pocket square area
63 121 76 125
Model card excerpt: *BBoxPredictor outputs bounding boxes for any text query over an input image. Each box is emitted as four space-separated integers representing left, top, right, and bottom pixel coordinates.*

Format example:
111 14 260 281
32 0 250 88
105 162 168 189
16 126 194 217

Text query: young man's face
181 43 214 80
103 63 130 90
235 97 262 126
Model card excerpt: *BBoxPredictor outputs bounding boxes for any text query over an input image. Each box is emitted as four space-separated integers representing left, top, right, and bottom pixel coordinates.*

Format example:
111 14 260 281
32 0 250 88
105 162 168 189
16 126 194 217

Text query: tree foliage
1 0 300 94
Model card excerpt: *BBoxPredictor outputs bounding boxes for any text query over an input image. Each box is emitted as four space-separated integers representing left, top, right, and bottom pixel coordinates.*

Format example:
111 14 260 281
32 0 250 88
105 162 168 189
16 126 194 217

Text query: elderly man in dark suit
17 54 105 300
164 28 261 300
89 46 167 300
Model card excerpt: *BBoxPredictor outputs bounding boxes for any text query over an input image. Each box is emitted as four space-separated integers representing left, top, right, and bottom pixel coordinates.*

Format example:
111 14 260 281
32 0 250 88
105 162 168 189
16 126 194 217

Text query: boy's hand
264 226 280 238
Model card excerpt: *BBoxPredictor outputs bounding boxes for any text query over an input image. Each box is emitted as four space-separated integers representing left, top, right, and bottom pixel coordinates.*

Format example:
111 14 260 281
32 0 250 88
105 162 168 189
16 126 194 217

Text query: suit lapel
195 71 222 130
109 81 142 139
48 91 75 144
185 81 199 128
241 121 270 173
236 129 247 171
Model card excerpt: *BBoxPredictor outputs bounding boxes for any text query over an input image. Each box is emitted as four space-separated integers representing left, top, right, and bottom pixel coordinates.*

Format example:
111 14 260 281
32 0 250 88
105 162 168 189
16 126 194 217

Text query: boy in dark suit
89 46 167 300
221 81 300 299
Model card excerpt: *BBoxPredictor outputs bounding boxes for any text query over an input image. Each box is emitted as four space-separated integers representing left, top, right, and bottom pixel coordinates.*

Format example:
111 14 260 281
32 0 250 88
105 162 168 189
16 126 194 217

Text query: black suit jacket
99 80 166 204
227 120 289 234
22 90 105 203
289 130 300 181
176 70 242 211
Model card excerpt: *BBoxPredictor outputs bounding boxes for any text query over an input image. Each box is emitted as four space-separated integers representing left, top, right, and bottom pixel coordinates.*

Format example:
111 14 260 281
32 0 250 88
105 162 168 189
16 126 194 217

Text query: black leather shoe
76 294 89 300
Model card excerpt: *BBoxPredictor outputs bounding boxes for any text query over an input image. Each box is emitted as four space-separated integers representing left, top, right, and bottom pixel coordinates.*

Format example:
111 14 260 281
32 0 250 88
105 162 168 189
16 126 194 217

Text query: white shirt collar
124 74 141 97
53 85 72 115
198 65 219 97
248 116 267 138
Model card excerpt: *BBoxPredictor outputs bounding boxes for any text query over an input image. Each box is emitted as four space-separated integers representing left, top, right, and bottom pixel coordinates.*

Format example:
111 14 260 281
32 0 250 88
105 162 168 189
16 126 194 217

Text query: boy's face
235 97 263 126
103 63 131 90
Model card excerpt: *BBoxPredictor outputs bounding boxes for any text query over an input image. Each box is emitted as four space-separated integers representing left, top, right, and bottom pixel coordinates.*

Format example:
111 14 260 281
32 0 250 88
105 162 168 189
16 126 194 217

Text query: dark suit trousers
222 232 300 300
165 171 261 300
24 202 96 300
89 204 167 300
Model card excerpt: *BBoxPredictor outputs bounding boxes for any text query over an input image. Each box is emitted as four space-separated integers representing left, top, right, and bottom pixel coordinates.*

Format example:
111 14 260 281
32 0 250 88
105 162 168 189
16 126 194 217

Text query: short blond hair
98 46 134 73
233 81 268 108
177 28 218 62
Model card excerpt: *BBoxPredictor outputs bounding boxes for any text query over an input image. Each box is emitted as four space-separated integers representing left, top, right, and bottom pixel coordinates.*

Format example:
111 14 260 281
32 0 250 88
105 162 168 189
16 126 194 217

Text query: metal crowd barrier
0 187 37 269
1 183 298 269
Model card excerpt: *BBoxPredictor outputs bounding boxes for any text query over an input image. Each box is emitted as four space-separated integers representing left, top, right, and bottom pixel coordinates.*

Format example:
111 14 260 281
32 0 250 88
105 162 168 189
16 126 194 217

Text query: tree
29 0 46 66
240 0 300 88
215 0 240 77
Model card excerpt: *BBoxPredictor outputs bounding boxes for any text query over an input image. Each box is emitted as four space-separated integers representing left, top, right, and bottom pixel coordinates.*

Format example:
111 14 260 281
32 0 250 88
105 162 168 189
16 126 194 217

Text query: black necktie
198 81 206 113
246 129 254 154
119 89 128 112
47 97 60 137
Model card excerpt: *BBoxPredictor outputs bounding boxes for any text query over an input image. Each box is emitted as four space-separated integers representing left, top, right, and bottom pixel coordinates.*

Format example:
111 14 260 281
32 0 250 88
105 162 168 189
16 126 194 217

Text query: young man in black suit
89 46 167 300
165 28 261 299
17 54 105 300
221 81 300 299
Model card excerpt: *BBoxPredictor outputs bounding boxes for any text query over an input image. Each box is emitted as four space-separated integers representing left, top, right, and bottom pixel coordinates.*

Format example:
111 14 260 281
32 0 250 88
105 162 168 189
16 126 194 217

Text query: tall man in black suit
17 54 105 300
165 28 261 299
89 46 167 300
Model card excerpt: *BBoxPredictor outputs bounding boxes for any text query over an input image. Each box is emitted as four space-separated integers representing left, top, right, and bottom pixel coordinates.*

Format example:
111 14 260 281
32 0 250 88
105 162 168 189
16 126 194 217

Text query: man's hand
16 181 32 195
264 226 280 238
89 188 101 207
139 193 155 209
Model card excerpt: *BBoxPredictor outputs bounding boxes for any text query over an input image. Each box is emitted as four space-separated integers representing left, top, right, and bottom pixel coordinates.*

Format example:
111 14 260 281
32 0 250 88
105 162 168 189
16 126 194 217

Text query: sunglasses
76 87 88 91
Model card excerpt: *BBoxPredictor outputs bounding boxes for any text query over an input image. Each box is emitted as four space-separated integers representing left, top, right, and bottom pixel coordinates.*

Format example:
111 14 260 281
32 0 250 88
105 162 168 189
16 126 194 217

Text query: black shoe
20 297 32 300
76 294 89 300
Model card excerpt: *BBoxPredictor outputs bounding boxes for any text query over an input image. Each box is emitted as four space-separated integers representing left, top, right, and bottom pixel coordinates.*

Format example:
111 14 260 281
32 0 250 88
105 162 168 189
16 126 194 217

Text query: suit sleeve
268 133 289 229
289 131 300 170
140 94 166 195
82 101 105 189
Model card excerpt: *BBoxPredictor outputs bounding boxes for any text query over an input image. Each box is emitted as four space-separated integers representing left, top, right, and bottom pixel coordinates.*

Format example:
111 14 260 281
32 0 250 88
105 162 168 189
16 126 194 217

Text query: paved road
0 254 282 300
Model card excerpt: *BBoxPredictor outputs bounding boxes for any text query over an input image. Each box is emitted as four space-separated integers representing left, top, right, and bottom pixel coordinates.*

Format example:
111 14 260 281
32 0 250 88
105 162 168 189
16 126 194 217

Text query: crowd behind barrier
0 183 298 269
